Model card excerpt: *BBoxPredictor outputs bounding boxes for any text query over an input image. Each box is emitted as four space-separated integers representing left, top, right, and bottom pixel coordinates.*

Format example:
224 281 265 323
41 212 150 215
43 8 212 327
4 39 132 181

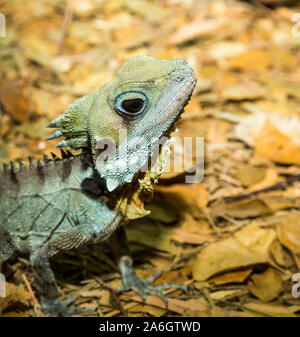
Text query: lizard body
0 56 196 316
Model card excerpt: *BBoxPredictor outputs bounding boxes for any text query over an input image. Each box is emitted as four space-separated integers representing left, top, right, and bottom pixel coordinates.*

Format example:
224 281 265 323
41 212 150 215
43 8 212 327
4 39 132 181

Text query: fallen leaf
211 199 271 219
217 109 300 148
234 223 276 255
193 237 268 281
0 283 31 313
243 302 296 317
228 49 272 72
0 79 32 122
210 268 253 285
209 42 247 60
124 0 170 21
249 268 283 301
235 165 266 186
270 239 294 268
79 290 106 298
173 228 215 245
210 288 247 301
168 19 225 46
277 213 300 254
221 83 266 101
254 120 300 165
128 304 166 316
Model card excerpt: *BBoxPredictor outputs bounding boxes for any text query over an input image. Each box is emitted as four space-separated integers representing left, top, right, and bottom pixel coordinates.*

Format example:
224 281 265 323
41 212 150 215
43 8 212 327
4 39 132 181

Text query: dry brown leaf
124 0 170 21
243 302 296 317
78 302 98 310
209 307 258 317
217 109 300 148
234 223 277 255
128 304 166 316
193 237 268 281
172 298 208 313
262 195 293 212
173 228 215 245
293 253 300 269
235 165 266 186
254 120 300 165
168 19 225 46
98 290 111 307
228 49 272 72
155 185 205 220
79 289 106 298
246 168 278 192
221 83 266 101
0 282 32 313
209 42 247 60
180 216 211 235
210 268 253 285
211 199 271 219
1 312 30 317
277 214 300 254
270 239 294 268
0 79 32 122
121 294 184 314
210 288 247 301
249 268 283 302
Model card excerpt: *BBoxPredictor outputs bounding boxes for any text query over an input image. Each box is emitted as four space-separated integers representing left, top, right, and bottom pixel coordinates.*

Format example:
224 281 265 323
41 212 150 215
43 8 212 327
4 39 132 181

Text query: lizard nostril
174 75 184 82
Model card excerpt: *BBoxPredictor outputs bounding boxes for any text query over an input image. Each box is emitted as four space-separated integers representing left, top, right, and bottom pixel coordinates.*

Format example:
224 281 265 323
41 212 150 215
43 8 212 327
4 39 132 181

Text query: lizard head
46 56 196 192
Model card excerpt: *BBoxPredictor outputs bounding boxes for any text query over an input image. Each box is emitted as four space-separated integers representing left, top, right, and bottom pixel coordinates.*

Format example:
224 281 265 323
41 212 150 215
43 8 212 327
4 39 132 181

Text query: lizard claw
117 265 187 307
41 296 96 317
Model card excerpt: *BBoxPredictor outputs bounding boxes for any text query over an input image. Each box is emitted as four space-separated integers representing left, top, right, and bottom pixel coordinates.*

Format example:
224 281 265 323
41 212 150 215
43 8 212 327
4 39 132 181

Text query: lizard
0 56 196 316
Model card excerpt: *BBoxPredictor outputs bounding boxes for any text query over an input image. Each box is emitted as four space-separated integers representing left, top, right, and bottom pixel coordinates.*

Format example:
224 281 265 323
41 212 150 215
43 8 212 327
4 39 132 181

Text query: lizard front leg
30 219 119 317
109 226 187 305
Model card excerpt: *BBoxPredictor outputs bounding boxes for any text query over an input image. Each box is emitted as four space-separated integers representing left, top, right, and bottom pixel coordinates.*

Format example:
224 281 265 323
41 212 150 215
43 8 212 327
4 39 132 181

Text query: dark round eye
114 92 147 117
121 98 144 113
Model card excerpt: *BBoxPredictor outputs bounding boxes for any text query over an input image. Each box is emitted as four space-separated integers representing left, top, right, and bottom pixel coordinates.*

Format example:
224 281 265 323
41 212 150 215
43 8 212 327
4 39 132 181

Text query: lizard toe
118 271 187 307
41 297 96 317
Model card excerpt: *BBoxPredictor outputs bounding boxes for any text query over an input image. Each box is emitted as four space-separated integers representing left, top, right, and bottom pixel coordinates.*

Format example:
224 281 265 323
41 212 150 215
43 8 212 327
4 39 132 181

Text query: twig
224 173 300 203
167 246 182 272
95 277 127 316
22 273 38 317
57 0 74 55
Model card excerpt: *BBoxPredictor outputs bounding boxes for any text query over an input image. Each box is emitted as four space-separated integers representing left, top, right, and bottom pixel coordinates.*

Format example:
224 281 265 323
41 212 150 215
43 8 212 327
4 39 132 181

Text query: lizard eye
114 92 147 117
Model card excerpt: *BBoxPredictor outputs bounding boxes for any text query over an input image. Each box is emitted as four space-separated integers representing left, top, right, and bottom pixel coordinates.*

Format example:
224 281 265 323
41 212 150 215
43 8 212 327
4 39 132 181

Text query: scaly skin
0 56 196 316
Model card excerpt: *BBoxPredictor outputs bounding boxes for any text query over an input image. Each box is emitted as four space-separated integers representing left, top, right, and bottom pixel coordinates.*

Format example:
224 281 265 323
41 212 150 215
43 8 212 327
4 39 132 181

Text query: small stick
22 273 38 317
57 0 73 55
95 277 127 317
224 173 300 203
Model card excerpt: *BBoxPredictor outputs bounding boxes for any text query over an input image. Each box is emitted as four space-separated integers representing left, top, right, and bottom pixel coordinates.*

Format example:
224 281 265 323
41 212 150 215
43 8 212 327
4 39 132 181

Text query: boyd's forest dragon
0 56 196 316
